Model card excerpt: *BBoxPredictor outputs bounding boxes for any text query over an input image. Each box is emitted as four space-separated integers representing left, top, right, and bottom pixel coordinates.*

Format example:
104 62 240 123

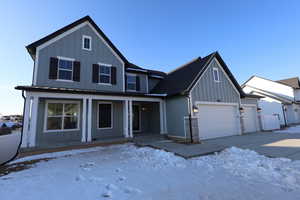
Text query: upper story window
92 63 116 85
213 67 220 82
82 35 92 51
127 74 139 91
58 58 73 80
99 65 111 84
49 57 80 82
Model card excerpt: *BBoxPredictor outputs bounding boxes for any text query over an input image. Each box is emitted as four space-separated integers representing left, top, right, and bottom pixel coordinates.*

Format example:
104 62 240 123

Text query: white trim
87 98 92 142
163 100 167 133
195 101 239 106
97 102 113 130
129 100 133 137
21 95 31 147
213 67 220 82
82 35 92 51
28 91 163 102
126 68 147 72
146 75 149 93
132 104 142 132
29 96 39 147
123 100 129 138
57 56 75 61
190 58 241 102
43 100 80 133
33 49 39 85
81 98 87 142
159 101 164 134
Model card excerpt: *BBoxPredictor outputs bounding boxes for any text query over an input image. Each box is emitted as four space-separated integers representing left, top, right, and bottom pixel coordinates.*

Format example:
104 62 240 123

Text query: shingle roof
276 77 300 89
151 52 245 97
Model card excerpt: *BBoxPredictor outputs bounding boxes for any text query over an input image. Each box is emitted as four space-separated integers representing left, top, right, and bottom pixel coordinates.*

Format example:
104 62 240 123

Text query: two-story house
16 16 261 148
242 76 300 126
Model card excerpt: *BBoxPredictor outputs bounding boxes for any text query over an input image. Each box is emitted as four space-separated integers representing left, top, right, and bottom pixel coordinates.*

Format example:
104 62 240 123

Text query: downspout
187 95 193 143
281 104 287 127
1 90 26 166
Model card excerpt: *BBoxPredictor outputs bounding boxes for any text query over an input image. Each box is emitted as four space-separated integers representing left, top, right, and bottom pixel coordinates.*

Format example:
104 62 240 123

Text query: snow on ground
274 125 300 134
1 144 300 200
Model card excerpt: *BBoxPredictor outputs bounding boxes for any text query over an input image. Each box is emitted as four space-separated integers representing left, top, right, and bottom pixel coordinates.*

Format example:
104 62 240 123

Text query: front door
133 105 140 132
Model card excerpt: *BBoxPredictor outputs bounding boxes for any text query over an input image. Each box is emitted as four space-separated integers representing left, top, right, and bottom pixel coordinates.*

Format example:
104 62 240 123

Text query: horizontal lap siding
37 24 124 91
36 98 82 147
191 59 240 106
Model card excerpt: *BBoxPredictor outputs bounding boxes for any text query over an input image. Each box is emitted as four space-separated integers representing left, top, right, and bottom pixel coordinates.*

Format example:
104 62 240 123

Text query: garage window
45 101 80 132
213 68 220 82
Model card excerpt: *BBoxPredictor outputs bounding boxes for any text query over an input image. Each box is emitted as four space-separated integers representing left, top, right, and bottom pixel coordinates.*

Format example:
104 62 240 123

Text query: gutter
1 90 25 166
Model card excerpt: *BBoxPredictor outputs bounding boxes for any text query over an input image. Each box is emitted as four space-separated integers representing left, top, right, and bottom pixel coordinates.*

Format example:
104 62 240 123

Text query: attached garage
242 105 259 133
196 103 241 140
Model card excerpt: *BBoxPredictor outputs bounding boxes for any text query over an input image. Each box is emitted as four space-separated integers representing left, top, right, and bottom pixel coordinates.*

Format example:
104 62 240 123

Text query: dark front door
133 105 140 132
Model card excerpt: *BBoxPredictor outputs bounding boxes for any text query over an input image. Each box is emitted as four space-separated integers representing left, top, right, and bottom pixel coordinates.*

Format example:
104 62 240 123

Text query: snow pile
1 144 300 200
121 145 187 169
193 147 300 191
274 125 300 134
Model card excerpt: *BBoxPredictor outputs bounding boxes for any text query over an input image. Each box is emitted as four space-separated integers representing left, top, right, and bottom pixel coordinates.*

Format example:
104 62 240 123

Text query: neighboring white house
242 76 300 127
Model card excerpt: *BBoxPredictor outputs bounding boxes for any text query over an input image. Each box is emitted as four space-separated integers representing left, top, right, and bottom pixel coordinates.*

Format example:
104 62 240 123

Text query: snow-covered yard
1 144 300 200
275 125 300 134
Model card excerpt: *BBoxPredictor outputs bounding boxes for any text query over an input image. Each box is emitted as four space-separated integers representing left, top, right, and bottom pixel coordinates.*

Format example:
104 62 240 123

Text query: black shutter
73 61 80 82
49 57 58 79
92 64 99 83
111 66 117 85
136 76 140 91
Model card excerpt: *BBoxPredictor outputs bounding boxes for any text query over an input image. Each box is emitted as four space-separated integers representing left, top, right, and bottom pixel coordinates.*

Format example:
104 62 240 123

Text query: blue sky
1 0 300 115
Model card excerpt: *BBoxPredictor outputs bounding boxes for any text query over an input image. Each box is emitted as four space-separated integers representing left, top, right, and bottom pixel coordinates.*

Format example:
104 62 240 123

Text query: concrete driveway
135 131 300 160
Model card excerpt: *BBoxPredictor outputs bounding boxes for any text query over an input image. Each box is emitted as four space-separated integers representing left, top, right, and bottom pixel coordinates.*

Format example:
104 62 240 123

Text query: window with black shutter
98 103 112 129
126 74 137 91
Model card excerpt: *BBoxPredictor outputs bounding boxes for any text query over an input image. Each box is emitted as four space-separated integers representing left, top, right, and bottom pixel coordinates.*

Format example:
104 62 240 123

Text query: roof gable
151 52 245 97
276 77 300 89
26 16 128 64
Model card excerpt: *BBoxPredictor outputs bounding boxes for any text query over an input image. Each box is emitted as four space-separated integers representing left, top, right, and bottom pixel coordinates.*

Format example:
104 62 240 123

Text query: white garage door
243 106 258 133
197 103 240 140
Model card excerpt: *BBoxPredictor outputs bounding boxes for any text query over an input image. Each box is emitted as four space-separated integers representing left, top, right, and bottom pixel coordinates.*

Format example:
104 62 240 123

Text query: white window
82 35 92 51
98 103 113 129
213 68 220 82
58 57 74 81
99 64 111 84
45 101 80 132
127 74 136 91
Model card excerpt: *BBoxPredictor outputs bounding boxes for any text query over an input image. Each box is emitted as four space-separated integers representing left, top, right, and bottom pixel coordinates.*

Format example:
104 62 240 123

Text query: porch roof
15 85 167 98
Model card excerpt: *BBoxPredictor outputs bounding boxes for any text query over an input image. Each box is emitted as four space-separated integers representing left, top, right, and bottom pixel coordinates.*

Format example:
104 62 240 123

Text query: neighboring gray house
16 16 261 148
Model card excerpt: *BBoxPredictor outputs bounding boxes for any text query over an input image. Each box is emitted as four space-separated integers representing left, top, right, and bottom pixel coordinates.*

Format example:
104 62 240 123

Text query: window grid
99 65 111 84
127 75 136 91
46 102 79 132
57 59 73 81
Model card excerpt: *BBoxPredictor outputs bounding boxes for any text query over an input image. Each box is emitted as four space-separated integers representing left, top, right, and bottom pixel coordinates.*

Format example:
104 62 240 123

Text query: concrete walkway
134 132 300 160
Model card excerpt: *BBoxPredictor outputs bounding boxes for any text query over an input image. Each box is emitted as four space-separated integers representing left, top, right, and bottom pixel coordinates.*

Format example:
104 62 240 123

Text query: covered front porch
21 90 167 148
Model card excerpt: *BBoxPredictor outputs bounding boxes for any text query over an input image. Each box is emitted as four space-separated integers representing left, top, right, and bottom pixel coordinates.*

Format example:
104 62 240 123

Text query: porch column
29 96 39 147
159 100 165 134
163 100 167 134
123 100 129 138
81 98 87 142
21 94 31 147
129 100 133 138
87 98 92 142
